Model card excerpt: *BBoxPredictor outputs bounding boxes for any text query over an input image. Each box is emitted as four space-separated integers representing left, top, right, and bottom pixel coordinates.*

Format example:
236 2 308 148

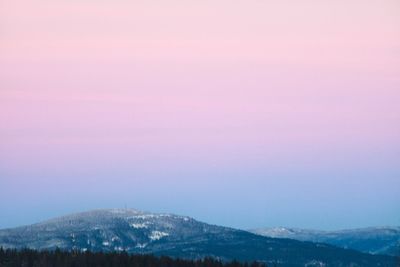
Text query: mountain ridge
0 209 398 267
250 226 400 257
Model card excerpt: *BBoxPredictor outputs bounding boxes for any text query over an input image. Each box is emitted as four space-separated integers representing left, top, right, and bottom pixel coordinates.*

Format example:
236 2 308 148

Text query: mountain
250 227 400 256
0 209 397 267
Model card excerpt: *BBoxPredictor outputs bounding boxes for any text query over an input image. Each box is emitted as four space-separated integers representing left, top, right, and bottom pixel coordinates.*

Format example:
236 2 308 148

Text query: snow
149 231 169 241
129 213 172 220
102 241 110 246
132 214 157 220
130 223 148 229
135 243 147 248
305 260 326 267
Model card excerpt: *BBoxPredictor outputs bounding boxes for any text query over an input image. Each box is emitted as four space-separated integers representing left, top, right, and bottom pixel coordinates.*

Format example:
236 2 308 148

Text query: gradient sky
0 0 399 230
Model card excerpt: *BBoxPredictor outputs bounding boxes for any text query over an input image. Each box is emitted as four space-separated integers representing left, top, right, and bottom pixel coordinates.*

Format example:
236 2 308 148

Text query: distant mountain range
0 209 398 267
250 226 400 257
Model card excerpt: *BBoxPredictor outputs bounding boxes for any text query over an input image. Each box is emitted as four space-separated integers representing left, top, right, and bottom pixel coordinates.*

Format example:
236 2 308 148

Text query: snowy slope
0 209 397 267
250 227 400 256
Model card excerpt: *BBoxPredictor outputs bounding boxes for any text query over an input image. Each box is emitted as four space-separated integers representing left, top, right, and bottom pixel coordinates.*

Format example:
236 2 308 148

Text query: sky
0 0 399 230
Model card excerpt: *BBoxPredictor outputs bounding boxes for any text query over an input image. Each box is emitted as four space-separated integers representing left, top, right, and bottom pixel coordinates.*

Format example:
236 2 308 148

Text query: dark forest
0 248 267 267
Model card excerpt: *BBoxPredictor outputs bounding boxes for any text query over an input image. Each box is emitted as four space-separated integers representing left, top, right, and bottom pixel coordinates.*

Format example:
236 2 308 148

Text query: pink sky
0 0 399 229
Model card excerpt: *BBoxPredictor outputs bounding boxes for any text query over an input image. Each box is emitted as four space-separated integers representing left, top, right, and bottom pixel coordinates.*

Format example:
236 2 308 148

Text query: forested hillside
0 248 267 267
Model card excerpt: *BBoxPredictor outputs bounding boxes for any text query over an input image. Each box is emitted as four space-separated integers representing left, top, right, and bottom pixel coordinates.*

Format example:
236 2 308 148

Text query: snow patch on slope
149 231 169 241
130 223 148 229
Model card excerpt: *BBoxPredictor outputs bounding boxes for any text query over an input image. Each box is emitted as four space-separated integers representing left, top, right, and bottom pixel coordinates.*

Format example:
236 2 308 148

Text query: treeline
0 248 267 267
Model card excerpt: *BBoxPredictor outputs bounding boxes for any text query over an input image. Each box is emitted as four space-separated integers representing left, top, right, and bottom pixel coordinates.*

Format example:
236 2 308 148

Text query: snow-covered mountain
250 227 400 256
0 209 221 252
0 209 397 266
